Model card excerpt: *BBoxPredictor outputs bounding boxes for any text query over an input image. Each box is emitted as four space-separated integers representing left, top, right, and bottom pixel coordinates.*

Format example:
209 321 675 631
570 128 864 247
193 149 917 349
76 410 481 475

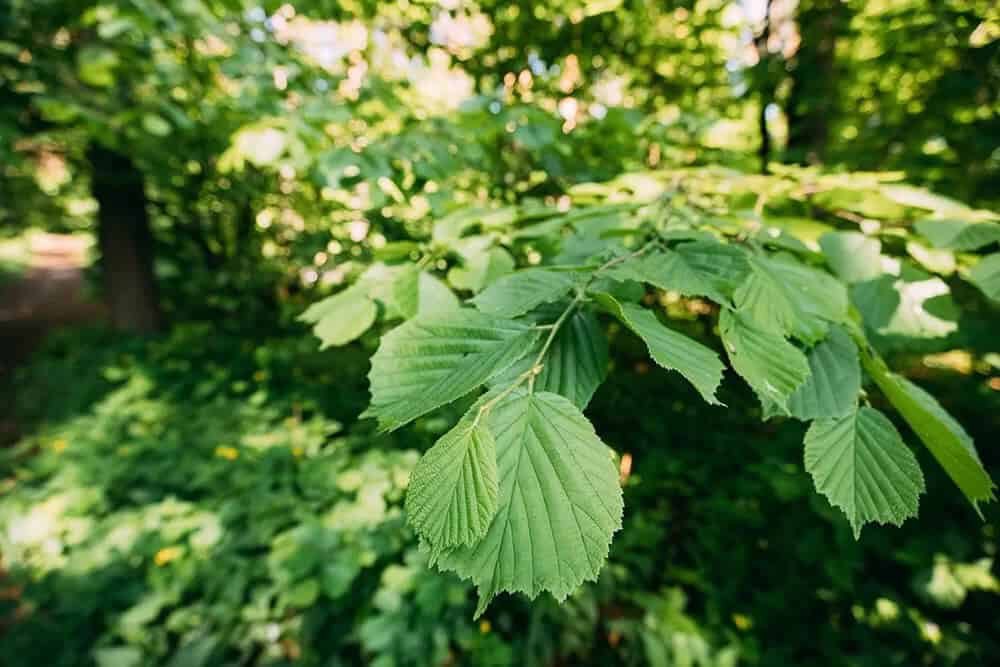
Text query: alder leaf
719 308 810 414
969 253 1000 302
472 269 578 318
804 407 925 539
859 348 996 513
434 389 623 618
391 267 460 319
406 405 498 550
491 308 609 409
819 232 883 284
365 310 539 431
787 326 861 420
915 219 1000 251
604 240 749 304
598 294 724 404
298 285 377 348
735 253 848 344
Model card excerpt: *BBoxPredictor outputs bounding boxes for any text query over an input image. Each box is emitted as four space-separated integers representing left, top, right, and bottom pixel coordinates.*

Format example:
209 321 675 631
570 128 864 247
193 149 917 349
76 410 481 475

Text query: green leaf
298 286 377 348
390 267 459 319
787 326 861 420
472 269 578 318
492 309 609 409
969 253 1000 302
734 254 848 343
915 219 1000 251
406 406 498 550
859 345 996 512
851 271 958 343
434 390 623 617
604 241 749 304
447 243 516 292
819 232 883 283
719 308 810 414
804 407 925 539
599 295 724 404
365 310 539 431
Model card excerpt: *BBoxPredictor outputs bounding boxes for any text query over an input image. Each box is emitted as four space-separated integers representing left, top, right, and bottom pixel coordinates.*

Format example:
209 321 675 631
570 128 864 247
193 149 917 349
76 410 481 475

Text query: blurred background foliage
1 0 999 665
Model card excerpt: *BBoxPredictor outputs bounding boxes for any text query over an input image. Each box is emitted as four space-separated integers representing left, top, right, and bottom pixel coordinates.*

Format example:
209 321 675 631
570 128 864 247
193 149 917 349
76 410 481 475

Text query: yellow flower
479 620 491 634
154 546 183 566
215 446 239 460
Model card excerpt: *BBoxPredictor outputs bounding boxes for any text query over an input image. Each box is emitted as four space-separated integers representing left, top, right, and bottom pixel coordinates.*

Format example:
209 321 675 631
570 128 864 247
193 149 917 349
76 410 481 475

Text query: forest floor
0 233 103 443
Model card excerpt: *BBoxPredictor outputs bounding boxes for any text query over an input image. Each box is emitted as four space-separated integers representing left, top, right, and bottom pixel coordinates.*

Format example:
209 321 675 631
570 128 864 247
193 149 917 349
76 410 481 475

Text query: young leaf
472 269 577 318
598 295 724 405
719 308 810 414
298 285 377 348
434 390 623 618
491 309 609 409
819 232 883 284
859 344 996 512
969 252 1000 302
365 310 539 431
804 407 925 539
787 326 861 420
604 240 749 305
447 242 516 293
406 406 498 551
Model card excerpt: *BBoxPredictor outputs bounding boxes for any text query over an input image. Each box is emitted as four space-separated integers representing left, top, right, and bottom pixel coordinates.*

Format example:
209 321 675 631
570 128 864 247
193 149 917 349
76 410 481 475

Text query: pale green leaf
406 407 498 550
804 407 925 539
599 296 724 404
492 309 609 409
851 271 958 342
969 253 1000 302
391 267 459 319
604 241 749 304
860 348 996 512
365 310 538 431
915 219 1000 251
787 326 861 420
819 232 883 283
447 243 516 292
719 308 810 414
434 390 623 617
299 285 377 348
472 269 578 318
734 254 848 343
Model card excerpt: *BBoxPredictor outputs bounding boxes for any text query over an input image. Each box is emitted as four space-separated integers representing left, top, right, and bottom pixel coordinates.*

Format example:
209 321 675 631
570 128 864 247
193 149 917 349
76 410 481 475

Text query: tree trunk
755 0 773 174
87 144 164 334
785 0 849 164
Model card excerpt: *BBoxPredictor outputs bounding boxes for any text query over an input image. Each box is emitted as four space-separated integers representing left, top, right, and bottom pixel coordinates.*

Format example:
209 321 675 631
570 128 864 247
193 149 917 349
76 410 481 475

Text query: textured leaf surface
969 253 1000 302
600 295 724 404
298 286 377 348
605 241 749 304
365 310 538 431
435 390 623 617
860 348 996 512
735 254 848 343
493 309 609 409
804 407 925 538
719 309 810 414
915 219 1000 251
472 269 577 318
787 326 861 420
819 232 883 283
406 408 498 550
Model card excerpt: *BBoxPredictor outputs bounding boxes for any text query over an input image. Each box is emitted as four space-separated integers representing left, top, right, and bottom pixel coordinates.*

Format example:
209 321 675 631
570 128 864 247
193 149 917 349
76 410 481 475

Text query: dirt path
0 234 104 442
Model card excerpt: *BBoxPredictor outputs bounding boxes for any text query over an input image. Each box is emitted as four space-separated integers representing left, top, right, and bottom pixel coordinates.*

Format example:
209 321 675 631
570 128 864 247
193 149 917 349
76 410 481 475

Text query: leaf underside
433 390 623 618
805 407 925 539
